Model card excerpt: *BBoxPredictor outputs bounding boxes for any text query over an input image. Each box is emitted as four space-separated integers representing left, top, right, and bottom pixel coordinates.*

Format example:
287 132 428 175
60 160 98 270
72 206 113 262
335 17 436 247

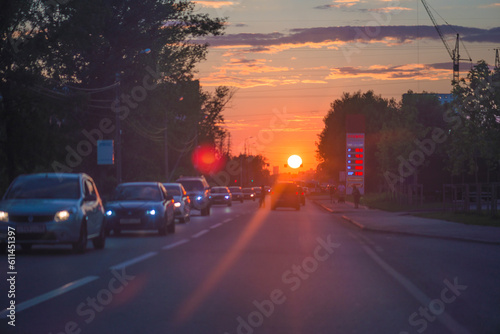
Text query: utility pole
114 72 122 183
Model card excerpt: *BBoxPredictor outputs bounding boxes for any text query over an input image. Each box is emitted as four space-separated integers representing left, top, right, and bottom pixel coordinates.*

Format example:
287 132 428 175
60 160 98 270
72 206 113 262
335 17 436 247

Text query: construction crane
495 49 499 69
421 0 472 83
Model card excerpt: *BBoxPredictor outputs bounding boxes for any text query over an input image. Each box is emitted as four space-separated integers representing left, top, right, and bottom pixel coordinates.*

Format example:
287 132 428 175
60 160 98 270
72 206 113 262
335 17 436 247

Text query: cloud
197 25 500 52
326 63 457 81
478 3 500 8
193 1 236 8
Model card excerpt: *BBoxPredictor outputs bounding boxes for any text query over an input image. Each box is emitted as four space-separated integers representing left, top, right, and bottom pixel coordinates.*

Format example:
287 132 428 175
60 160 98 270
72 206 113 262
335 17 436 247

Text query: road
1 198 499 334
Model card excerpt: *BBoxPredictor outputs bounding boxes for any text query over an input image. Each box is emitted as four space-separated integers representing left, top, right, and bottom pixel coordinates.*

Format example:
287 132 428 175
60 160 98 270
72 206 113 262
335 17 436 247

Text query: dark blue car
104 182 175 235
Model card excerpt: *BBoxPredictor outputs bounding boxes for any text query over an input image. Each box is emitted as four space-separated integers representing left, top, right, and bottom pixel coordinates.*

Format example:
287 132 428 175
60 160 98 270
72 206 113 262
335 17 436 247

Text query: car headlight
0 211 8 222
105 210 115 217
224 195 230 199
146 209 156 216
196 196 203 201
174 202 181 208
54 210 71 222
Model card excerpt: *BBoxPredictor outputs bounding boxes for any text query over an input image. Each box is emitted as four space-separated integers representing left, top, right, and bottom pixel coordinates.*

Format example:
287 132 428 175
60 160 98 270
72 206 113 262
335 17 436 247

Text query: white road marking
162 239 189 250
109 252 157 271
210 223 223 229
192 230 209 238
351 232 471 334
223 218 232 223
0 276 99 318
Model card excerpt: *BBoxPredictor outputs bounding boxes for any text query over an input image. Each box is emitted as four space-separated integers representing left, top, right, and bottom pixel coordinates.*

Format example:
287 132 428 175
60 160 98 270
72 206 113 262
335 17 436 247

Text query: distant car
271 182 300 210
242 188 256 201
0 173 106 253
176 176 211 216
228 186 244 203
163 183 191 223
104 182 175 235
210 186 232 206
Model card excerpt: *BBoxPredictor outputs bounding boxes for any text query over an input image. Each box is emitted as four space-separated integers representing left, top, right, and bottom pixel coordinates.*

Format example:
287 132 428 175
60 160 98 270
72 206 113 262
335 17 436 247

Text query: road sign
97 140 114 165
346 133 364 194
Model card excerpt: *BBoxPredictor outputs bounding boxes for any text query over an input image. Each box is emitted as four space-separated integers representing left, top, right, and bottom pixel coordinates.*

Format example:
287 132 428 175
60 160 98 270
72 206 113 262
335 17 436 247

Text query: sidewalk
311 196 500 245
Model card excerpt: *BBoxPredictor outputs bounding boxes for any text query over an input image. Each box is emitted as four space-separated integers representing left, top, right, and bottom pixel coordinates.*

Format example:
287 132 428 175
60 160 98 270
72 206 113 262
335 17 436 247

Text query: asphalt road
1 198 499 334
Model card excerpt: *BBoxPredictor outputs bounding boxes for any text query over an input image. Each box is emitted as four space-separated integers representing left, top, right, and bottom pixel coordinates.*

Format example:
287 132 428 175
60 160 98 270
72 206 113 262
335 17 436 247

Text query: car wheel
73 222 87 254
92 223 106 250
296 205 300 211
167 217 176 234
158 218 168 236
113 228 121 236
228 201 232 207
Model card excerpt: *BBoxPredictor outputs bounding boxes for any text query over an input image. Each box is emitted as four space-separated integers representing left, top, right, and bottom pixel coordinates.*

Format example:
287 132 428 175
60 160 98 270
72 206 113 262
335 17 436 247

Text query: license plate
120 218 141 224
17 224 46 233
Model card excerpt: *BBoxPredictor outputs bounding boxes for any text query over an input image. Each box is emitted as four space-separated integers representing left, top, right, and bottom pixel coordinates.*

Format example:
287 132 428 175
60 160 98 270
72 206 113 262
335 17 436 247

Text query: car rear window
5 177 81 200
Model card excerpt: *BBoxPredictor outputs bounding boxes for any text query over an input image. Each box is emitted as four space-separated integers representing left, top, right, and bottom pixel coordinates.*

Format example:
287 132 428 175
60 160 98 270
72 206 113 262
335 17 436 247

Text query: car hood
0 199 80 215
105 201 161 210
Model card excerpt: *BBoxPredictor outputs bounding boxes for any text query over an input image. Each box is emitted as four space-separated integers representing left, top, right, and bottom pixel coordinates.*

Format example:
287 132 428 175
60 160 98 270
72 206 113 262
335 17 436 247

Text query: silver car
163 183 191 223
0 173 106 253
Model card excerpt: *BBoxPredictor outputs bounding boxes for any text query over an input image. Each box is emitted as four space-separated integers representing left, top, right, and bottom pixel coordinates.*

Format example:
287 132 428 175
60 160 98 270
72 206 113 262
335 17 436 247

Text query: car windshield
179 180 204 191
113 185 162 201
4 177 80 200
163 186 181 196
212 187 228 194
243 189 253 193
229 187 241 192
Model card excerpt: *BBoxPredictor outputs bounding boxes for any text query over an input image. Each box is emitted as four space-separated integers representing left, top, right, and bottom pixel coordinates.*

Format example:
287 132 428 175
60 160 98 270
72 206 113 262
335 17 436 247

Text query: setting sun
287 155 302 169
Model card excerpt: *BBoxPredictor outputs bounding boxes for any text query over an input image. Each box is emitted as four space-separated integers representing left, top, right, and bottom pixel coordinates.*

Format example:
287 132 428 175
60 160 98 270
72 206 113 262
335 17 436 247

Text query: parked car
0 173 106 253
163 183 190 223
104 182 175 235
271 182 301 210
210 186 232 206
176 176 211 216
242 188 256 201
228 186 244 203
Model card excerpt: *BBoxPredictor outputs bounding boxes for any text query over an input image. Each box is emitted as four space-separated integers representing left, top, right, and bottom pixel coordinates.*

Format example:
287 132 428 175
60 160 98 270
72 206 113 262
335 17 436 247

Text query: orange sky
193 0 500 173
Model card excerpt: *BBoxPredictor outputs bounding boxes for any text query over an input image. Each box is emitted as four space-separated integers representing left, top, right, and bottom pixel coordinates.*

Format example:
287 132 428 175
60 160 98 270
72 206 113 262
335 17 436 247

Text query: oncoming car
163 183 191 223
104 182 175 235
176 176 211 216
0 173 106 253
228 186 244 203
210 186 232 206
242 188 256 201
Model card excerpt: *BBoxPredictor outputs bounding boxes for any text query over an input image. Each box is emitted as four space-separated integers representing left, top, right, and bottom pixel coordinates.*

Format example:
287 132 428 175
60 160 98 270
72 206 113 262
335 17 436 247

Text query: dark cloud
198 25 500 47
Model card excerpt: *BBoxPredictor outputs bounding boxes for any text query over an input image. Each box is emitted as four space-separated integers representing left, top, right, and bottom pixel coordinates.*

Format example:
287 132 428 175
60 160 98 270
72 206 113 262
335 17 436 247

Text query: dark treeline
1 1 231 195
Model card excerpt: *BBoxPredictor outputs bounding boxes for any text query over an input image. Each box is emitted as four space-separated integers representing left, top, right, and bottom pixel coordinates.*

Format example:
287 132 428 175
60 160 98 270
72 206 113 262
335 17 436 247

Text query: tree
447 60 500 182
316 91 396 192
377 91 448 192
0 0 226 191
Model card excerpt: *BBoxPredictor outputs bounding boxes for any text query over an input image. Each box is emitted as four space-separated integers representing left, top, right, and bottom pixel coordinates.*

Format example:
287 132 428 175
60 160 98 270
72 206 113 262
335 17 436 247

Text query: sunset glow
194 1 499 172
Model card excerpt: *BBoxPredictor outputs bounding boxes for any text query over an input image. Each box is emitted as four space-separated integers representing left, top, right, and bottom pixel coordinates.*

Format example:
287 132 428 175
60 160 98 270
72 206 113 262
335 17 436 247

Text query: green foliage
0 0 226 190
447 60 500 181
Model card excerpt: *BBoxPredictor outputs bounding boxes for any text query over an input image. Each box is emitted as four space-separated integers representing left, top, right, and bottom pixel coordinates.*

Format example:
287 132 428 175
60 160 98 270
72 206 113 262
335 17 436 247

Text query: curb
313 199 500 246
